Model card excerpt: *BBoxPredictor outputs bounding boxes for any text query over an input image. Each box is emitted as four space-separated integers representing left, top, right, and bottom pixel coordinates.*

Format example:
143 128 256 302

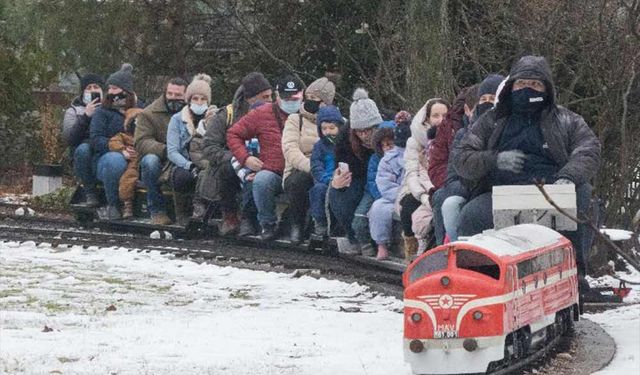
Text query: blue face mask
279 99 302 114
511 87 547 115
190 103 208 116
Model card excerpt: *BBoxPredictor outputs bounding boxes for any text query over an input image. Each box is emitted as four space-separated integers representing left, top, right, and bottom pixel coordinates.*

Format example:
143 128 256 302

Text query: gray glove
554 178 573 185
496 150 526 173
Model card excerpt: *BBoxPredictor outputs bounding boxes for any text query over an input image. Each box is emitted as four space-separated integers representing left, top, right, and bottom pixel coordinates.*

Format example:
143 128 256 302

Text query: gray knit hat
349 88 382 130
106 63 134 93
306 76 336 105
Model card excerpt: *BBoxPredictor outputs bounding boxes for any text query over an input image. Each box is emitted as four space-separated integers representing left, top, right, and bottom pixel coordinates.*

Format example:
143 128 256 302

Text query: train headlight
463 338 478 352
440 276 450 287
473 311 483 320
410 313 422 322
409 340 424 353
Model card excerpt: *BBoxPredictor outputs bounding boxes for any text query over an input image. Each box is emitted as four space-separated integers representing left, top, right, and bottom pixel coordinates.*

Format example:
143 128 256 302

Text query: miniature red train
403 223 579 374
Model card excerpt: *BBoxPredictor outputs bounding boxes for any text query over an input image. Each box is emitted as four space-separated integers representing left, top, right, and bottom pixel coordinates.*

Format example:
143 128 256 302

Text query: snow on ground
587 265 640 375
0 241 409 375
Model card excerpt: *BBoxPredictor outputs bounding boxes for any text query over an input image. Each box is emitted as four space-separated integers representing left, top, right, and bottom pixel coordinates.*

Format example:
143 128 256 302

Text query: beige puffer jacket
282 109 320 181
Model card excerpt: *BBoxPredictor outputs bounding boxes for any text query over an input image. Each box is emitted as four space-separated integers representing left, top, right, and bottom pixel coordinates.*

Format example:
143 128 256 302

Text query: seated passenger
62 73 104 207
283 75 337 244
108 108 144 218
369 120 411 261
90 63 141 220
454 55 601 280
399 99 449 249
329 88 381 255
441 75 503 242
166 73 216 226
366 120 396 201
200 72 273 236
134 77 188 225
309 105 344 236
227 75 303 240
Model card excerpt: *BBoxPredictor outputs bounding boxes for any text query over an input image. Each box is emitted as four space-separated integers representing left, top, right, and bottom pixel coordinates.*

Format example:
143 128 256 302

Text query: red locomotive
403 223 579 374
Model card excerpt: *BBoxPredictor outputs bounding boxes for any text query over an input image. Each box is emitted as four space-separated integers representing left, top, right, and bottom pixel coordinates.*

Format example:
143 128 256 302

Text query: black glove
189 164 200 179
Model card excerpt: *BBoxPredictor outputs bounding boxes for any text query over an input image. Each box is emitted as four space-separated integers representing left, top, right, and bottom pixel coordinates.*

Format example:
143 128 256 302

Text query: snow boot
122 200 134 219
219 211 240 236
403 234 418 264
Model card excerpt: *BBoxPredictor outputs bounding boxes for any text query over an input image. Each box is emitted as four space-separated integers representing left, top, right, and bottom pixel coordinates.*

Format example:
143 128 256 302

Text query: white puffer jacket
401 103 434 203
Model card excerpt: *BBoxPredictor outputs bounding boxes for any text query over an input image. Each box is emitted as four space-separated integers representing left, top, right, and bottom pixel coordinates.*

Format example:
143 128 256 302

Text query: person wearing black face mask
454 56 602 298
282 74 338 244
134 77 188 225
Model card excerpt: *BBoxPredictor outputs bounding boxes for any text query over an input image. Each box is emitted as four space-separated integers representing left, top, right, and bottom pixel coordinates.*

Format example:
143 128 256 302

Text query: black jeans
218 162 242 213
400 194 421 237
283 170 314 225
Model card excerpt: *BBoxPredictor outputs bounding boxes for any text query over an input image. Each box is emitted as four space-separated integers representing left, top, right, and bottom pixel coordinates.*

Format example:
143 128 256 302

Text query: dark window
517 249 564 279
456 250 500 280
408 251 448 284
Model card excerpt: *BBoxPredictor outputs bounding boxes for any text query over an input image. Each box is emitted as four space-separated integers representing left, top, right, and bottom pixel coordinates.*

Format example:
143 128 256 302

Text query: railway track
0 211 620 375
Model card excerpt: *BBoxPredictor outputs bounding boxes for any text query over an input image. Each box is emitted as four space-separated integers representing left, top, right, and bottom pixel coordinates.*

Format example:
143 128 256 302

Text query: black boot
238 217 258 237
261 223 277 241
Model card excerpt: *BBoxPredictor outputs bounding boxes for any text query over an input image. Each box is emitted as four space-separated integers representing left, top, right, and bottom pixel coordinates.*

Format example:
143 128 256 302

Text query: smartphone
91 92 102 104
338 162 349 173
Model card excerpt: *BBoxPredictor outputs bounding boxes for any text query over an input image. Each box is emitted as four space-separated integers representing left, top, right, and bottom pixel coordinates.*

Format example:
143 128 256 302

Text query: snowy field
0 242 407 374
1 241 638 375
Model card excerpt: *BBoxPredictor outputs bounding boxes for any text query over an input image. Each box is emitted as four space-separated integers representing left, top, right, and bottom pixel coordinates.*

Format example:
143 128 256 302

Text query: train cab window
408 250 448 284
455 250 500 280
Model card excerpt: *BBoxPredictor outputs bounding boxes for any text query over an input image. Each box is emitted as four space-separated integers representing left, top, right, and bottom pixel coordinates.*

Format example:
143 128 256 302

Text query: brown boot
122 200 134 219
151 212 172 226
403 235 418 264
219 211 240 236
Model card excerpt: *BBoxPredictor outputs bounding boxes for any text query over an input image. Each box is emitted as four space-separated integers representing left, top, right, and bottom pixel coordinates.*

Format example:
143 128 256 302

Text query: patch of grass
0 288 23 298
149 284 172 293
43 301 69 312
24 295 38 305
57 357 79 363
27 185 75 212
229 289 252 300
164 299 194 307
102 277 127 285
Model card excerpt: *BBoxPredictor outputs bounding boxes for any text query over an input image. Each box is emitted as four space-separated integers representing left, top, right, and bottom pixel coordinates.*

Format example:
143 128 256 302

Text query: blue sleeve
166 117 192 170
376 157 401 202
366 154 382 200
89 109 110 156
310 143 325 183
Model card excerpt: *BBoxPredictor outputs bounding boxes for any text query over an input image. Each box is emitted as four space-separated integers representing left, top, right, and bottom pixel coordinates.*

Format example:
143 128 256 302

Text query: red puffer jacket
427 89 468 191
227 103 288 174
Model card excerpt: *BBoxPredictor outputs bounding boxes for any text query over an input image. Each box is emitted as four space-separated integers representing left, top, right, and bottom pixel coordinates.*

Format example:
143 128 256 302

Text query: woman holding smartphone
328 88 382 256
62 73 105 207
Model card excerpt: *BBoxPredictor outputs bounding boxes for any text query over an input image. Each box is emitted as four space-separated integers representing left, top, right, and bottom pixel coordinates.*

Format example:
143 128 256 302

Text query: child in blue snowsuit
309 105 344 236
368 120 412 260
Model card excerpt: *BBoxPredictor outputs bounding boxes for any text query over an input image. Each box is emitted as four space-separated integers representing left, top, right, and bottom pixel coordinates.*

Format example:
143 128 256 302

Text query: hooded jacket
453 56 601 190
403 113 435 202
376 146 406 203
310 123 340 185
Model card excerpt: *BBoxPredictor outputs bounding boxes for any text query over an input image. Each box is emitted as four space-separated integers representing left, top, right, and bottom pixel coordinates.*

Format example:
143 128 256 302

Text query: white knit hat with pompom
349 88 382 130
186 73 212 102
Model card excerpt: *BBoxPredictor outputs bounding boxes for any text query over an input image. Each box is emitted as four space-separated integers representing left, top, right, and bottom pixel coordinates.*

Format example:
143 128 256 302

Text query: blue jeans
139 154 165 214
457 184 595 275
251 170 282 226
309 182 329 224
328 180 373 244
441 195 467 242
96 152 127 206
73 143 97 193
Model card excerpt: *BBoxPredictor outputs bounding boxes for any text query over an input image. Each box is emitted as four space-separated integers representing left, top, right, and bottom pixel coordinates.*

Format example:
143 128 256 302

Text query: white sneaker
337 237 361 255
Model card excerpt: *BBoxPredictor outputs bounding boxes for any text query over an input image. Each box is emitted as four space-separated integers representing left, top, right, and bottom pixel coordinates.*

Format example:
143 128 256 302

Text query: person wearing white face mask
227 74 304 240
61 72 105 207
166 73 217 226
